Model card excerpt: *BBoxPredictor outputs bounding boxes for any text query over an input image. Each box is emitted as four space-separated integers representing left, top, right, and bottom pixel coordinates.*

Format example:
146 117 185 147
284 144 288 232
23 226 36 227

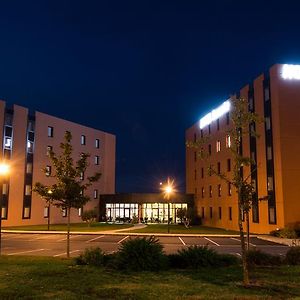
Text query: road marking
7 248 45 255
53 250 80 257
178 237 186 246
57 235 82 242
118 236 129 244
230 237 256 247
86 235 104 243
204 237 220 246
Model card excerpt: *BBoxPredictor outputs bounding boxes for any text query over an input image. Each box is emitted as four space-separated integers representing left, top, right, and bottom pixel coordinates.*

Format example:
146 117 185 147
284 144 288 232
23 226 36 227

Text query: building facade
186 64 300 234
1 100 115 226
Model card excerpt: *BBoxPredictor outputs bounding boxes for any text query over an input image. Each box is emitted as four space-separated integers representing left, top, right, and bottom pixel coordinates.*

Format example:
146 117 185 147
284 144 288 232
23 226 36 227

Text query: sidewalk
257 235 300 247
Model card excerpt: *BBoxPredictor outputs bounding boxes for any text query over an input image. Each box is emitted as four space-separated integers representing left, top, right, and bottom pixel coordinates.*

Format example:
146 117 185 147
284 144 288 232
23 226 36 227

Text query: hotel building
0 100 115 227
186 64 300 234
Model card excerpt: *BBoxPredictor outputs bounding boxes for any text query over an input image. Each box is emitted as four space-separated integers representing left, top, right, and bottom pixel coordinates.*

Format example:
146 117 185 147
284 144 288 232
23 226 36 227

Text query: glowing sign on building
282 64 300 80
199 100 231 129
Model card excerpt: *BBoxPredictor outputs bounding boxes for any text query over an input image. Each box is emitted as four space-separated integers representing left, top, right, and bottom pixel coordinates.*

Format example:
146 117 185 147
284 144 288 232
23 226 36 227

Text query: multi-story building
0 100 115 226
186 64 300 234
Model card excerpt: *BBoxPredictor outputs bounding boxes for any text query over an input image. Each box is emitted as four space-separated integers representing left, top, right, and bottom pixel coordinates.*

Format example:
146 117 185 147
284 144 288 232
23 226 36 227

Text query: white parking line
230 237 256 247
204 237 220 246
86 235 104 243
57 235 82 242
7 248 45 256
178 237 186 246
53 250 80 257
118 236 129 244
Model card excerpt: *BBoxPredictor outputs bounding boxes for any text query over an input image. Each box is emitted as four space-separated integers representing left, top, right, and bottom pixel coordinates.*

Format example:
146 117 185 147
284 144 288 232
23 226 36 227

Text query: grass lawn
0 256 299 299
129 224 238 234
4 223 133 232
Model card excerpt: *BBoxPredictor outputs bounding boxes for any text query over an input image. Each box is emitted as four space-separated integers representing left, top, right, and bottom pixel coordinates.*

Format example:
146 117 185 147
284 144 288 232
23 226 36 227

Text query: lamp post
47 189 53 231
162 178 175 234
0 162 10 255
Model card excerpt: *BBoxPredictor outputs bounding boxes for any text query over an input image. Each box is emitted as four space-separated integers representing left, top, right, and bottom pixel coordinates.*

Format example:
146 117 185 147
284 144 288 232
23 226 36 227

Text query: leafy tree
34 131 101 257
187 97 262 286
81 208 98 226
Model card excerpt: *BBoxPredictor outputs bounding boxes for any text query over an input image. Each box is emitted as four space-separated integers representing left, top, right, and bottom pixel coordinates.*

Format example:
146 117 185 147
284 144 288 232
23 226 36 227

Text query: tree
81 208 98 226
187 97 261 286
34 131 101 258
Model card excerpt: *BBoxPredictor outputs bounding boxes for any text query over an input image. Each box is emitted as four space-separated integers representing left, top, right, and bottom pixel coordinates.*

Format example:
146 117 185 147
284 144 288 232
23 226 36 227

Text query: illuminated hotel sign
282 64 300 80
199 100 231 129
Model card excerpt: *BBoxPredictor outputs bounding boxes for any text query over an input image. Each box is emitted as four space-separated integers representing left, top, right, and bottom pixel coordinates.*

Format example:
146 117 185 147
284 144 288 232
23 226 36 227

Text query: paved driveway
1 233 289 258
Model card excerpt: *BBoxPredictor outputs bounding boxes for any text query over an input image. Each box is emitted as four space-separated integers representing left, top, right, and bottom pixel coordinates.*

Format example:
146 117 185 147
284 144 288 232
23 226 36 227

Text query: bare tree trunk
238 196 249 286
67 207 71 258
246 211 250 250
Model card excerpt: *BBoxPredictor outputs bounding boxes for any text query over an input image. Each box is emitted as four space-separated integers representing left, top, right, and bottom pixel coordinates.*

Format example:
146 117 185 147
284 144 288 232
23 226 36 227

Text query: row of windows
201 206 232 221
199 183 232 198
47 127 101 148
194 159 231 180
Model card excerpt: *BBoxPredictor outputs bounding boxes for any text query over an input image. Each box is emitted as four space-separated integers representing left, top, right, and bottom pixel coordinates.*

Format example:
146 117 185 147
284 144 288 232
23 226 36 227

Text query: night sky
0 1 300 193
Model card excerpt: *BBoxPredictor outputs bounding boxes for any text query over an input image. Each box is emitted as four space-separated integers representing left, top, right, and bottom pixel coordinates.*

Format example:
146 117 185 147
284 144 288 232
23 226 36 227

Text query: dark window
217 119 220 130
228 182 232 196
208 124 211 134
201 187 205 198
95 156 100 165
218 207 222 219
217 162 221 174
229 207 232 220
210 207 213 219
218 184 221 197
201 207 205 218
47 145 53 155
226 112 230 125
194 152 197 162
227 159 231 172
194 170 197 180
194 133 197 142
209 185 212 198
208 144 212 155
48 126 53 137
201 167 204 178
200 130 203 138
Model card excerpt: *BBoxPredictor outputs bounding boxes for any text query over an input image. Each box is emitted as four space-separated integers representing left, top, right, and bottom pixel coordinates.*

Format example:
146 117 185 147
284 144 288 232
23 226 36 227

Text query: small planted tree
187 97 261 286
81 208 98 227
34 131 101 257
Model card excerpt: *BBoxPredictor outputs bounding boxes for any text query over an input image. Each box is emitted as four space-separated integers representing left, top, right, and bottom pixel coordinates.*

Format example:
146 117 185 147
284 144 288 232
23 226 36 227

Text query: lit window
267 177 274 191
81 135 86 145
80 172 84 180
26 162 33 174
95 156 99 165
2 183 8 195
62 209 67 217
44 206 49 218
4 137 12 149
78 207 82 217
95 139 100 148
94 189 98 199
269 207 276 224
27 141 34 153
216 140 221 152
47 145 53 155
1 207 7 219
48 126 53 137
226 135 231 148
23 207 30 218
45 166 51 177
25 185 32 196
228 183 232 196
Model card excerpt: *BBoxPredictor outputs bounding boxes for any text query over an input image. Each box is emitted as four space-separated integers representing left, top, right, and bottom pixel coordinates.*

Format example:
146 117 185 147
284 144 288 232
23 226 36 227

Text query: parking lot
1 233 289 257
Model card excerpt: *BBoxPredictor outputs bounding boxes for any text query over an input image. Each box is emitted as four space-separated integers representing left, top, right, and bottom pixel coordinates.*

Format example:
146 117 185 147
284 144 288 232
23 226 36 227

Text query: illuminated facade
0 100 116 226
186 64 300 234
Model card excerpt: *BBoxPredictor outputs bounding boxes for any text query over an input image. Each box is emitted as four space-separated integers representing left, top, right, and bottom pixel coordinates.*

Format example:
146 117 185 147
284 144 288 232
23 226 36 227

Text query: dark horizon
1 1 300 193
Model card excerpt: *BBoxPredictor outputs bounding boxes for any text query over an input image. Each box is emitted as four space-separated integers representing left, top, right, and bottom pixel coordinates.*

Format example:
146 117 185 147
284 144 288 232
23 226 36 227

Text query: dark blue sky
0 0 300 193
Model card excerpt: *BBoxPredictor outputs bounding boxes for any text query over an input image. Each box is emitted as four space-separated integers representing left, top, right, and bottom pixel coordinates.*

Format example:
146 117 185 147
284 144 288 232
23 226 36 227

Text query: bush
116 236 167 271
285 247 300 265
246 249 282 266
81 209 98 226
270 227 298 239
169 245 239 269
75 247 106 266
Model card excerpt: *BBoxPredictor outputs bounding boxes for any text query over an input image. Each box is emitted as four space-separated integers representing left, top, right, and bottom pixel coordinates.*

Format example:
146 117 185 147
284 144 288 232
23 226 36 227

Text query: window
194 133 197 142
78 207 82 217
209 185 212 198
228 182 232 196
95 156 100 165
45 165 51 177
62 209 67 217
265 117 271 130
229 207 232 221
27 141 34 153
264 87 270 101
218 184 221 197
249 97 254 111
200 130 203 138
216 140 221 152
25 185 32 196
267 177 274 191
2 183 8 195
194 152 197 162
250 123 255 136
252 179 257 192
48 126 53 137
94 189 98 199
218 207 222 219
194 170 197 180
201 207 205 218
4 137 12 149
80 172 84 180
95 139 100 148
81 135 86 145
227 159 231 172
267 146 272 160
23 207 30 218
269 207 276 224
251 151 256 163
208 125 211 134
26 162 33 174
208 144 212 155
226 112 230 125
217 162 221 174
1 207 7 219
201 187 205 198
44 206 49 218
28 121 35 132
201 167 204 178
210 207 213 219
47 145 53 155
226 135 231 148
217 119 220 131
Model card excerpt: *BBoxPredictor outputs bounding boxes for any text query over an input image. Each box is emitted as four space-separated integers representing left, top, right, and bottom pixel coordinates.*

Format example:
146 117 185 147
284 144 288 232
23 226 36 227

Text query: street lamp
162 178 175 234
47 189 53 231
0 162 10 255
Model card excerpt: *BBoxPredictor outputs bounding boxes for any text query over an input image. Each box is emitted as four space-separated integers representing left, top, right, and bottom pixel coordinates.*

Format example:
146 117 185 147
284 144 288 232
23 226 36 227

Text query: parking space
1 233 290 257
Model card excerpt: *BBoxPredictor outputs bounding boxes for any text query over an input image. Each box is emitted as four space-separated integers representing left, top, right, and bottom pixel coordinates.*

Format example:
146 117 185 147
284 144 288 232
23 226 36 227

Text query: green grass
128 224 238 234
0 256 299 299
4 223 133 232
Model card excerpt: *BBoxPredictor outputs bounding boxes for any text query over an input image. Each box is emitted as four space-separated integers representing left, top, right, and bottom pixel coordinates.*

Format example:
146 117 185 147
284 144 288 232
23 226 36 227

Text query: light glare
0 163 10 175
282 64 300 80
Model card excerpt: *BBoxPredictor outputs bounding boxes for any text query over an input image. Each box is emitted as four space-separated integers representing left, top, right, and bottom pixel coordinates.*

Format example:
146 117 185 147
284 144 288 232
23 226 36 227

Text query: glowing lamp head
0 163 10 176
162 178 176 199
165 186 173 195
48 189 53 194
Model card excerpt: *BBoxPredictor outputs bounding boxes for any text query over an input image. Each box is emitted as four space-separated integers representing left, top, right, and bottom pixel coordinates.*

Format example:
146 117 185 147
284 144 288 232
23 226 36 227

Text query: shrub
116 236 167 271
270 227 297 239
285 247 300 265
81 209 98 226
75 247 106 266
246 249 282 266
170 245 239 269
